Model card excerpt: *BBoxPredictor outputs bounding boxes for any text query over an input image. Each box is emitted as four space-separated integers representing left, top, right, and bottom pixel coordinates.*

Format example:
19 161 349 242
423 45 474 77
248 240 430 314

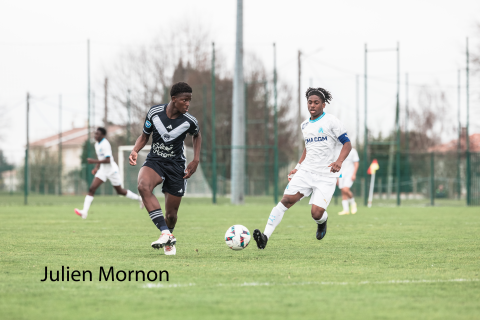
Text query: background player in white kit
338 147 359 215
74 127 143 219
253 87 352 249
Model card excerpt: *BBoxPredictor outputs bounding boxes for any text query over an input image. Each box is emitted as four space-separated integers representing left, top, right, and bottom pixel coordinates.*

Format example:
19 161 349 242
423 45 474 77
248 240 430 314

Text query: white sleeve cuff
295 163 302 170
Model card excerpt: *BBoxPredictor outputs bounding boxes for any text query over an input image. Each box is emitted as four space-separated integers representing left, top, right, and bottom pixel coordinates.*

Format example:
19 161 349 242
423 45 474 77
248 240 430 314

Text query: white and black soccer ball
225 225 251 250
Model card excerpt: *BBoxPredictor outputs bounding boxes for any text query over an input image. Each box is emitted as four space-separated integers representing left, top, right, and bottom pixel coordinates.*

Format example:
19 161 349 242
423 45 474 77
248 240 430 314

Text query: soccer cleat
138 197 145 209
350 202 357 214
316 218 328 240
151 233 176 249
74 208 87 219
164 243 176 255
338 210 350 215
253 229 268 249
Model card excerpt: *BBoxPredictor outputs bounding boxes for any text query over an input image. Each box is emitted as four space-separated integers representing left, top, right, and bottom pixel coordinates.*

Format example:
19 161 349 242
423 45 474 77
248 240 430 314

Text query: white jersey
300 112 349 177
94 138 119 174
342 148 360 178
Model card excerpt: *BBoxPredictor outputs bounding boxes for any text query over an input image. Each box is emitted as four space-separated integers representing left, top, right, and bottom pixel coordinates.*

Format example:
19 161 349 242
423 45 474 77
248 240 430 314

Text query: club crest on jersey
318 127 324 133
145 120 152 128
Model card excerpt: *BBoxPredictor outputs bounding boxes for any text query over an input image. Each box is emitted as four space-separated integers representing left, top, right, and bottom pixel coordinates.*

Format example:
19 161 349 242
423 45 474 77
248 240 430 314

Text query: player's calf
311 205 328 240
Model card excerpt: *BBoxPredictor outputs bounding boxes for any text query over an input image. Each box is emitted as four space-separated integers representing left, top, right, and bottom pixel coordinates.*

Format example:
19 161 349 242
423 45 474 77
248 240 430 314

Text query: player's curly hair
170 82 193 97
305 87 332 104
97 127 107 136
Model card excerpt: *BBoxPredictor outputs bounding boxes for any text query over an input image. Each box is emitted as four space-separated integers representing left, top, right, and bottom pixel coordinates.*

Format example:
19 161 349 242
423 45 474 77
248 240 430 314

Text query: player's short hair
305 87 332 104
170 82 193 97
97 127 107 136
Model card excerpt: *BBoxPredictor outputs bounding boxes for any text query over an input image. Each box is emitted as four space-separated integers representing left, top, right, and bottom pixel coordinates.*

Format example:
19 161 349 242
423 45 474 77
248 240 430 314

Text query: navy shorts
142 160 187 197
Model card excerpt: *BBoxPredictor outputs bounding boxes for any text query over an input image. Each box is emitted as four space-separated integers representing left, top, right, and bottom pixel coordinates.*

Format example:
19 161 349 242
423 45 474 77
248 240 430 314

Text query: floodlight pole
25 92 30 205
395 42 401 206
457 69 461 199
298 50 303 159
466 37 471 206
127 89 131 144
87 39 92 186
231 0 245 205
211 42 217 204
356 75 360 149
59 94 62 196
363 44 368 206
273 43 279 204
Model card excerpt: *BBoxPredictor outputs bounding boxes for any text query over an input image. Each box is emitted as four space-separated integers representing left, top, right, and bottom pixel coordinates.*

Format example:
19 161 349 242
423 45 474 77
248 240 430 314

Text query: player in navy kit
129 82 201 256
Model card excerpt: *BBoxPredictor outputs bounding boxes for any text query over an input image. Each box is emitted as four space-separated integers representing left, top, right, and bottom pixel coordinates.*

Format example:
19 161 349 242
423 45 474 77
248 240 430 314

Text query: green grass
1 195 479 320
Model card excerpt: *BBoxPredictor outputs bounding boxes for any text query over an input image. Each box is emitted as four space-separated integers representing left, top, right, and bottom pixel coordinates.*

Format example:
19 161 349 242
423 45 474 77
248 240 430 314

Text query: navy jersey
143 104 200 165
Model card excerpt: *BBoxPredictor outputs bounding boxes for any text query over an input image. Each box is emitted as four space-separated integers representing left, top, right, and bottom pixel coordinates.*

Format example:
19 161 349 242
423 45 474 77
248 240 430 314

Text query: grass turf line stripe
143 278 479 289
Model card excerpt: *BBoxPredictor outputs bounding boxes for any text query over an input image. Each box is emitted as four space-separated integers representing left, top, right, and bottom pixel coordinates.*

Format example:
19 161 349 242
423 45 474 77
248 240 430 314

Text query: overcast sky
1 0 480 164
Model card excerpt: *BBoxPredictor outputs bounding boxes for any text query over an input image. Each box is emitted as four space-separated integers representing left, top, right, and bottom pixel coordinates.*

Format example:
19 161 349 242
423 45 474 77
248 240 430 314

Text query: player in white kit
74 127 143 219
253 87 352 249
337 147 359 215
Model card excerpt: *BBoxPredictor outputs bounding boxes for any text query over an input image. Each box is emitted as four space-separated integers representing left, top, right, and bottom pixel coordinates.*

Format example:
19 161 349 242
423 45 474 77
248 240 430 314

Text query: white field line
143 278 479 289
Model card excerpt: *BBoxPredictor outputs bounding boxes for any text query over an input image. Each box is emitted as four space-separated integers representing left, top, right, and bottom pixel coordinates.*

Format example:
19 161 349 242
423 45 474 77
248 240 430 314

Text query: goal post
117 145 212 197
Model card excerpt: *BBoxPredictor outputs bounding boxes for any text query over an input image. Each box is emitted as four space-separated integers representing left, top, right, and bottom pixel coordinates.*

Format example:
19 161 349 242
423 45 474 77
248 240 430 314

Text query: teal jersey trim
309 112 326 123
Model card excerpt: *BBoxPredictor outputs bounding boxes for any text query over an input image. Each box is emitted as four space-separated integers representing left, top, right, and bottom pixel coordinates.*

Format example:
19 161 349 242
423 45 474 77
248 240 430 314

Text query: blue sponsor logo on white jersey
145 120 152 128
318 127 324 133
305 136 328 144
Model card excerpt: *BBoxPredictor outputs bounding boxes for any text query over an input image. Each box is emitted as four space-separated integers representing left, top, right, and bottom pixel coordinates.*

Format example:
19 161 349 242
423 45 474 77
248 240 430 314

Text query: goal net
118 145 212 197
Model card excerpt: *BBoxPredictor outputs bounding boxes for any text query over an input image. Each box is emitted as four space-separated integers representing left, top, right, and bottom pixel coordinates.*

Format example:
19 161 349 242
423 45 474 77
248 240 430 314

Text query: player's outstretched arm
184 132 202 179
329 142 352 173
129 133 149 166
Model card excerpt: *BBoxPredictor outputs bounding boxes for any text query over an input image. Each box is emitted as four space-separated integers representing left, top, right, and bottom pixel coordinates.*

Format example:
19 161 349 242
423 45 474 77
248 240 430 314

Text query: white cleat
151 233 176 249
350 202 358 214
138 197 145 209
164 243 176 255
74 208 88 219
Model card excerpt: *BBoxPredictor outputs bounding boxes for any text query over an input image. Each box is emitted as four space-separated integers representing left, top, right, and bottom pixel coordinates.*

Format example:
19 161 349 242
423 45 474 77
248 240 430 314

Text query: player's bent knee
311 207 325 220
137 182 152 196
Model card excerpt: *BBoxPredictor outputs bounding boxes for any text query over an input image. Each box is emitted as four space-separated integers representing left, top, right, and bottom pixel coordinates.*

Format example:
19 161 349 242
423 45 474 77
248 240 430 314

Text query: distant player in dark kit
129 82 201 256
74 127 144 219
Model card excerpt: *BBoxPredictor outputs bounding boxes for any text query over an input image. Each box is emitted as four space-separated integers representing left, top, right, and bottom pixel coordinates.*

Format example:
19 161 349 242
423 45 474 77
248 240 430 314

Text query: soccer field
1 195 479 319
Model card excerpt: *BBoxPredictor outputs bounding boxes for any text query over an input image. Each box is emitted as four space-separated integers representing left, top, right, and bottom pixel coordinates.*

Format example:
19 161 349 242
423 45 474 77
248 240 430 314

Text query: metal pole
127 89 131 144
298 50 302 159
211 42 217 204
59 94 62 196
264 81 269 196
104 77 108 128
363 44 368 206
25 92 29 205
273 43 279 204
231 0 245 204
457 69 461 200
244 83 248 195
396 42 401 206
202 85 207 164
430 152 434 206
356 75 360 148
466 37 471 206
87 39 91 186
405 73 409 152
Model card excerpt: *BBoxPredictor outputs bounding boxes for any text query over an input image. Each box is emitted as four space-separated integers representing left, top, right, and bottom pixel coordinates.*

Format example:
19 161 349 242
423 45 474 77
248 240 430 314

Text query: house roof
428 133 480 152
30 125 124 148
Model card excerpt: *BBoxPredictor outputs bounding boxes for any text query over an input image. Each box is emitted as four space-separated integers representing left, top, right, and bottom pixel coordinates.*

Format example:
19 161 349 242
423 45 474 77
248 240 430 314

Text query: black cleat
253 229 268 249
316 218 328 240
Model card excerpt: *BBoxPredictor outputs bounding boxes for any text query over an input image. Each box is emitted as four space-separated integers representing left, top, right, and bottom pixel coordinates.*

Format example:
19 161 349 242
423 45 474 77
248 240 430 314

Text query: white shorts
284 169 337 209
338 175 354 189
95 167 121 186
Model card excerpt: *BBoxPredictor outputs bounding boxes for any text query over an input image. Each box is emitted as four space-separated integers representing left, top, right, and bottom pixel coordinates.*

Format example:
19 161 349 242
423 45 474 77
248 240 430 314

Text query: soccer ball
225 225 251 250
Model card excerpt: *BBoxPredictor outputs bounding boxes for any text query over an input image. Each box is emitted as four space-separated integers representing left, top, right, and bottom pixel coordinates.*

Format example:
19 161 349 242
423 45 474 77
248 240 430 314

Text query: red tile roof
428 133 480 152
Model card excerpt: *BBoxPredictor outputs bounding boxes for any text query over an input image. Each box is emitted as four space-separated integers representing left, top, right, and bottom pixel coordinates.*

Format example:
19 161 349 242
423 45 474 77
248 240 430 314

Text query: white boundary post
367 172 376 208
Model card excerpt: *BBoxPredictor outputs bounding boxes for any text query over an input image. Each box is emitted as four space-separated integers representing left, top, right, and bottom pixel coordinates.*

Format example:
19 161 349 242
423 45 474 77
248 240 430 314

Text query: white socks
342 200 349 212
348 197 355 204
264 202 288 239
126 190 140 200
82 195 94 213
314 211 328 224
